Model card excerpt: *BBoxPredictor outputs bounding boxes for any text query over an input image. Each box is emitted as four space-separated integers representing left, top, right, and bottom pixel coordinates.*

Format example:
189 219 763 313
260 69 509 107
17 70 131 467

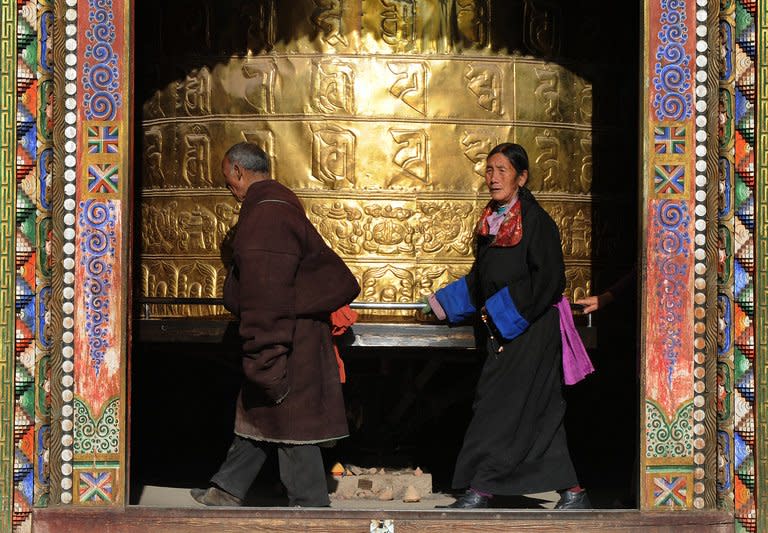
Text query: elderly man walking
192 142 359 507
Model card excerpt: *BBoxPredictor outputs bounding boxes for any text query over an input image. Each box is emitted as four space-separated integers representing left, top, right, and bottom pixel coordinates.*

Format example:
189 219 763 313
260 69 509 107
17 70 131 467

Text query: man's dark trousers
211 435 330 507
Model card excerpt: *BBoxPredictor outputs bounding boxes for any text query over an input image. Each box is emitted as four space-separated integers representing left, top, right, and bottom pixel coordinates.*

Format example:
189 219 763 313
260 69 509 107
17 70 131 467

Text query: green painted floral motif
73 397 120 455
646 399 694 458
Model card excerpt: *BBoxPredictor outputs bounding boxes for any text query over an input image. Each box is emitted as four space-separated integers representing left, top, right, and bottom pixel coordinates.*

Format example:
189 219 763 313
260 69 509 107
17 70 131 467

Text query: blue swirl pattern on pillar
653 0 693 120
82 0 121 120
654 200 691 386
78 199 116 376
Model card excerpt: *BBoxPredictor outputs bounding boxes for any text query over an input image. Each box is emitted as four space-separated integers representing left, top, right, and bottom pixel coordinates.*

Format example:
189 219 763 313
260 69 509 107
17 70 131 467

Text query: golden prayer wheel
138 0 627 322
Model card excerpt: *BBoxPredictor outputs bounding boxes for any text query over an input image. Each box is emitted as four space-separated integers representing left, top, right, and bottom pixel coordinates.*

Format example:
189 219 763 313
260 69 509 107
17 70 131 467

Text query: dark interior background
130 0 640 508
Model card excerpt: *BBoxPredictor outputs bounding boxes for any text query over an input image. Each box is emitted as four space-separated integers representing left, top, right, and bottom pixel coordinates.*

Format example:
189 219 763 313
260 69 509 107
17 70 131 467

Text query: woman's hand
575 292 614 313
418 294 447 321
419 295 433 315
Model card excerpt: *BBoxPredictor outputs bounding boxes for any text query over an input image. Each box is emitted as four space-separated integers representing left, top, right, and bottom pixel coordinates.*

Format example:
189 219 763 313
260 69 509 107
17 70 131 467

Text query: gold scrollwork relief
136 7 609 322
141 260 228 318
388 61 429 115
309 202 365 255
142 201 180 254
577 80 593 124
176 67 211 116
145 91 165 120
360 264 415 303
465 63 503 115
389 129 430 186
312 126 357 188
242 59 276 114
141 199 239 255
456 0 490 47
534 66 563 122
312 0 349 48
534 129 561 191
416 202 475 255
523 0 561 57
415 264 469 297
577 133 592 193
183 125 213 187
362 204 416 255
565 266 591 302
379 0 416 50
419 0 454 53
545 203 592 259
140 191 598 317
312 59 356 114
144 127 165 186
141 260 225 299
306 199 476 259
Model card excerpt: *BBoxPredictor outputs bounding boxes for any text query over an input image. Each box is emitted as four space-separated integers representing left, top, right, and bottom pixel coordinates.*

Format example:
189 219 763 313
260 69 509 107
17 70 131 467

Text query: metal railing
136 297 592 327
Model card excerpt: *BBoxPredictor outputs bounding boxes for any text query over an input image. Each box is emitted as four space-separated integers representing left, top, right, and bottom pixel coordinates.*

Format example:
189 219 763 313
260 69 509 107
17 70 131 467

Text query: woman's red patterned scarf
476 199 523 247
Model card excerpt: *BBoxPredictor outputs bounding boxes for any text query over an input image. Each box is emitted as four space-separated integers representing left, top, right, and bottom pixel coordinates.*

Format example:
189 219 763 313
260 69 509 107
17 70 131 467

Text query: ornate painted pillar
717 0 737 514
0 2 18 531
14 1 40 530
717 0 736 513
755 2 768 530
729 0 759 529
640 0 721 510
35 0 55 511
47 0 132 506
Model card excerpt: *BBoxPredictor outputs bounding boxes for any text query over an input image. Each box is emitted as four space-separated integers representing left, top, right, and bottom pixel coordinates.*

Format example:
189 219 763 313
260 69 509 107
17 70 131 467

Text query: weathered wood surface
33 508 733 533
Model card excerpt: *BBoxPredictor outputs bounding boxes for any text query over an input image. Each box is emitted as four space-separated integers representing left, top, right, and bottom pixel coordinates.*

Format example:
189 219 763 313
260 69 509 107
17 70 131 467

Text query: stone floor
135 485 561 510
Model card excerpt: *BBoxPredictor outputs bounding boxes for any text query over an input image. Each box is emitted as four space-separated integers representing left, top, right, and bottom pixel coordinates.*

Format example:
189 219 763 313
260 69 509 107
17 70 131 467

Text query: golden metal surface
139 1 626 321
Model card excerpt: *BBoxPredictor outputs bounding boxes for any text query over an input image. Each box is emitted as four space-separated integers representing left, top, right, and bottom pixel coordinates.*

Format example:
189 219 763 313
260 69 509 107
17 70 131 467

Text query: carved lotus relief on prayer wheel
138 0 630 321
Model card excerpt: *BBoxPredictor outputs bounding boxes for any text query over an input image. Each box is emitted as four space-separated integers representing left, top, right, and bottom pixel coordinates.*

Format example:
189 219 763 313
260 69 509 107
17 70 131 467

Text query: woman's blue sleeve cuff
435 278 476 323
485 288 528 340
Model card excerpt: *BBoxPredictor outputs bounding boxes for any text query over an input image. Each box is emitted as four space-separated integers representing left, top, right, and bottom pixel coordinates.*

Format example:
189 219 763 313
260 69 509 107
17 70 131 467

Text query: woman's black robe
435 187 578 495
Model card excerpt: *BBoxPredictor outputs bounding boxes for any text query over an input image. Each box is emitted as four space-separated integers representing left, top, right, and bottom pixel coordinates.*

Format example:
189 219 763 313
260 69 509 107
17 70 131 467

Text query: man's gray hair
224 142 270 174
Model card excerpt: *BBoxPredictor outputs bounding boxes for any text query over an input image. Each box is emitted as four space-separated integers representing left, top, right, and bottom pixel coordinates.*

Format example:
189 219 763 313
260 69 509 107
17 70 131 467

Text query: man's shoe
191 486 243 507
555 489 591 509
445 490 490 509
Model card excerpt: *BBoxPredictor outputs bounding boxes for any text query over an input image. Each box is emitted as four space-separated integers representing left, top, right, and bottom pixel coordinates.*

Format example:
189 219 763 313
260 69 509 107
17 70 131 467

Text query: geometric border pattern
66 0 126 506
644 2 696 511
35 0 54 510
646 468 695 508
652 1 694 121
653 162 687 196
74 468 117 504
732 0 758 529
58 0 78 505
1 0 750 522
755 1 767 531
642 0 713 510
46 0 129 510
717 0 736 512
14 0 38 529
1 2 18 530
689 0 712 510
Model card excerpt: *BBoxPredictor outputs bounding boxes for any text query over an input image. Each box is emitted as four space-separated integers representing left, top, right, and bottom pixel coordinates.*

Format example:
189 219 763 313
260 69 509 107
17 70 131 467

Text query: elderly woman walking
427 143 590 510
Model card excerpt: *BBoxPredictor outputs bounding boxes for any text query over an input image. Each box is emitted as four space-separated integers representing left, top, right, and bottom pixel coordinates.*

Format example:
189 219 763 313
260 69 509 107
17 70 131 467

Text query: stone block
329 468 432 501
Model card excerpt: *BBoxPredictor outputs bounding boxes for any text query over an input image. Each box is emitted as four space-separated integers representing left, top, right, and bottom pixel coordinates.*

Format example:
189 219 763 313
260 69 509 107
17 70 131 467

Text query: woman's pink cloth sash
555 296 594 385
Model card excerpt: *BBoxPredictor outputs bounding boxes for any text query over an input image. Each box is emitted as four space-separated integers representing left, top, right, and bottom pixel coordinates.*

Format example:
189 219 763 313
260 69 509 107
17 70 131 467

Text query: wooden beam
33 507 733 533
